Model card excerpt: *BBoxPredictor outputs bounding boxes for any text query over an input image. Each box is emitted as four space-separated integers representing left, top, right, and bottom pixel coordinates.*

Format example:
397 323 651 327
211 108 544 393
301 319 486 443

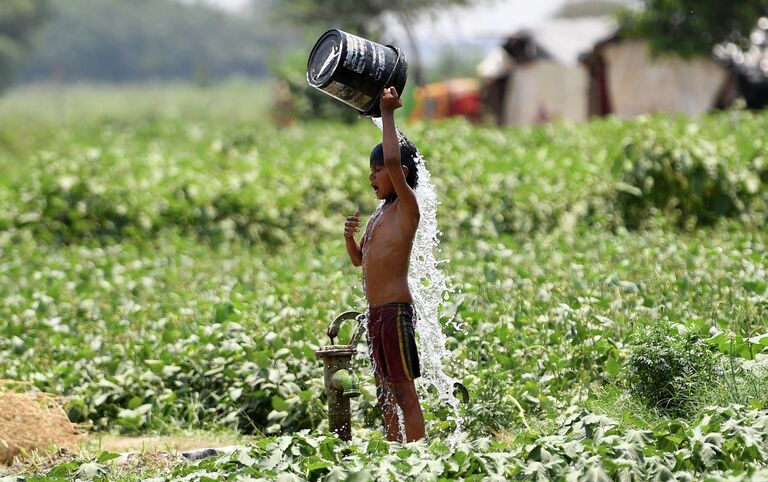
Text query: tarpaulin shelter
581 38 733 119
477 18 615 125
479 17 735 125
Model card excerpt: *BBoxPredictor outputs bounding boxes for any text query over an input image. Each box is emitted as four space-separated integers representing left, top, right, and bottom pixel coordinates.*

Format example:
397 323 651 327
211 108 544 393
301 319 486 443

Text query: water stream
370 118 463 440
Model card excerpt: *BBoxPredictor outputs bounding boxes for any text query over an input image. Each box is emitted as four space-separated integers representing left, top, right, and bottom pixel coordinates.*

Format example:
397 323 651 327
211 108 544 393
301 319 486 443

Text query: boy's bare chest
363 205 407 255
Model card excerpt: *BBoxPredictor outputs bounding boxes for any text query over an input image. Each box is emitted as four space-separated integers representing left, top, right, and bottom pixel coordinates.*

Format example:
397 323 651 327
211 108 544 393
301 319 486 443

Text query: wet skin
360 166 415 306
343 87 425 442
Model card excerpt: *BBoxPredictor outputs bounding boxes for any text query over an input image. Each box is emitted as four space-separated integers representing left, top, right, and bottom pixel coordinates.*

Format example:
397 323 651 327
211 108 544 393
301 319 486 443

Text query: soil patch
91 434 241 454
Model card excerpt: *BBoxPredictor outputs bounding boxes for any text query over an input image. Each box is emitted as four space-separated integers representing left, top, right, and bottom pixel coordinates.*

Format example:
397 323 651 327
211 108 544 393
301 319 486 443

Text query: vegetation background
1 0 768 480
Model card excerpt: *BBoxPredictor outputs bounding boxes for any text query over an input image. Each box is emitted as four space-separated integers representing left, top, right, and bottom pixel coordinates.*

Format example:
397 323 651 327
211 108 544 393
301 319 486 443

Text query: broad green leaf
272 396 291 411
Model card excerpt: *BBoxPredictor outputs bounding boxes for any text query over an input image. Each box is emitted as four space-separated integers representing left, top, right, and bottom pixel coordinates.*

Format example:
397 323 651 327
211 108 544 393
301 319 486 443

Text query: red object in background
450 90 483 119
410 78 483 122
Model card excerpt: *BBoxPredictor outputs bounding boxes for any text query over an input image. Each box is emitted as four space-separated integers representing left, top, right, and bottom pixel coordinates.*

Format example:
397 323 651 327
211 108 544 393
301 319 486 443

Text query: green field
1 83 768 481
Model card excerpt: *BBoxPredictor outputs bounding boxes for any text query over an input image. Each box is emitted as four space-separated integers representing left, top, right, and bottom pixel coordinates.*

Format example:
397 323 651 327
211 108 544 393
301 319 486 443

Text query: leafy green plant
615 123 765 229
461 369 530 436
624 323 723 413
1 87 768 480
28 405 768 481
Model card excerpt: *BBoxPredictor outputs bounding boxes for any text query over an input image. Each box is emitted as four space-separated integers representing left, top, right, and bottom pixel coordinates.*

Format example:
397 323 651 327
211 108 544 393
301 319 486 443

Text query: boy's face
369 163 392 200
369 163 408 200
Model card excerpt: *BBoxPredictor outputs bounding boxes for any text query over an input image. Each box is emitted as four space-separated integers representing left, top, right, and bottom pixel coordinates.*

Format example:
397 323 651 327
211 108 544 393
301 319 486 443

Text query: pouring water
371 118 464 441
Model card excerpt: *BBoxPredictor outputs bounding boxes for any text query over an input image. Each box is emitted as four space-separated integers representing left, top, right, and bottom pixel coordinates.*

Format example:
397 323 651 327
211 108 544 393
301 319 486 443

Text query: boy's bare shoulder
395 197 420 226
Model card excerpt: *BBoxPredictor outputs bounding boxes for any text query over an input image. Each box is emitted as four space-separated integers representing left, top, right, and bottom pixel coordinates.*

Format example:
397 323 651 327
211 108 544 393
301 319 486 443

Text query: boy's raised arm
380 87 419 216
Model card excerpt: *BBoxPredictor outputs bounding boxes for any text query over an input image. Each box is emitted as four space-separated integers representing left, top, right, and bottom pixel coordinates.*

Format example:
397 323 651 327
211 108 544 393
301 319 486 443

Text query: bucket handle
364 46 403 117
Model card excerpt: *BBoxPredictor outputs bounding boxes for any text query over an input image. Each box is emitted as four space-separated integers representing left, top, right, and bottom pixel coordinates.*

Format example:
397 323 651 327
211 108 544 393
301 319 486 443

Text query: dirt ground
0 432 245 477
88 433 242 454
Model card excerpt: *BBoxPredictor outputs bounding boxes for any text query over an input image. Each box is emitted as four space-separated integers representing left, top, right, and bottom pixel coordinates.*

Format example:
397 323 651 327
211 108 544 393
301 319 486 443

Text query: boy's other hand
344 209 361 238
380 86 402 113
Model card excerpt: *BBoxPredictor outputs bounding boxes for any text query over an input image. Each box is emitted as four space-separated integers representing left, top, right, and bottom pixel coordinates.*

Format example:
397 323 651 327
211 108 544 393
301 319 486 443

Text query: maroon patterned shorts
367 302 421 382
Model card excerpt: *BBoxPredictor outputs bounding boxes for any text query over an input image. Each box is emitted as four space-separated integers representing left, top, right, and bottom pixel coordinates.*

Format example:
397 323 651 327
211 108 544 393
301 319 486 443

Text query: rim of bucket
306 29 345 88
361 45 407 118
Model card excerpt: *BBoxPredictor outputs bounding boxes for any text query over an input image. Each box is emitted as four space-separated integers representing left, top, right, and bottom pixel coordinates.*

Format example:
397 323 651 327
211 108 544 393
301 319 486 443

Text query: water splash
371 118 463 440
395 403 407 443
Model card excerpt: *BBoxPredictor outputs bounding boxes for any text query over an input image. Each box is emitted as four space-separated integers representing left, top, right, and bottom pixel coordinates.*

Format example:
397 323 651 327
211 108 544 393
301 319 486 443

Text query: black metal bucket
307 29 408 118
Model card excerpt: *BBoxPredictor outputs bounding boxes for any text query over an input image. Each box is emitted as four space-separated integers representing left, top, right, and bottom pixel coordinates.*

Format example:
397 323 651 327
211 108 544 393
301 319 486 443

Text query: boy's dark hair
370 138 420 189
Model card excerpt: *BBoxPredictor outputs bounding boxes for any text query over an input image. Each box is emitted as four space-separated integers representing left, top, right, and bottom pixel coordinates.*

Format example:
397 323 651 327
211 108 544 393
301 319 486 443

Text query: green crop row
1 106 768 480
1 221 766 437
1 112 766 247
29 405 768 481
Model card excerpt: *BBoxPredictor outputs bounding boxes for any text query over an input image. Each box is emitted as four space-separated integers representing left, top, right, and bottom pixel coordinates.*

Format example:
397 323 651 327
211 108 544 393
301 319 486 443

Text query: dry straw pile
0 380 81 465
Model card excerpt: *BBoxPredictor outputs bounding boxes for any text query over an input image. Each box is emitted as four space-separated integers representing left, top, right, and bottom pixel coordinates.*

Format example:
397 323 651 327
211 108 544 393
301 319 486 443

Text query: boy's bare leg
375 374 403 441
391 380 425 442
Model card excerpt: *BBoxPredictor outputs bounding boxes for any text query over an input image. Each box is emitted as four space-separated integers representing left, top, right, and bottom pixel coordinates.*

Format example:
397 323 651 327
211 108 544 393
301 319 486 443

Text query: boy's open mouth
372 183 379 193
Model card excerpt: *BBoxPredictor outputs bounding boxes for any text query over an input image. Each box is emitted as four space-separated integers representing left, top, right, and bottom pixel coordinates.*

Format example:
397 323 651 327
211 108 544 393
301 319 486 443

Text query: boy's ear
402 165 409 178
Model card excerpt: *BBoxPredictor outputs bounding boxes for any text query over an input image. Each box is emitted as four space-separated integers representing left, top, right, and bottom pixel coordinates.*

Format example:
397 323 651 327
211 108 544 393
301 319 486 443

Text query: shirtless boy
343 86 425 442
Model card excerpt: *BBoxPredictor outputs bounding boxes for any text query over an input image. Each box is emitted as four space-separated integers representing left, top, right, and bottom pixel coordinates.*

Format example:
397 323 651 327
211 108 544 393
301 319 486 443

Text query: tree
619 0 768 57
21 0 271 83
267 0 482 86
0 0 49 93
554 0 629 19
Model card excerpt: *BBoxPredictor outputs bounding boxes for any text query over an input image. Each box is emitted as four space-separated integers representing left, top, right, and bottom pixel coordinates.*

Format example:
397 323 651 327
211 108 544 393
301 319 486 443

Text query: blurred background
1 3 768 469
1 0 767 125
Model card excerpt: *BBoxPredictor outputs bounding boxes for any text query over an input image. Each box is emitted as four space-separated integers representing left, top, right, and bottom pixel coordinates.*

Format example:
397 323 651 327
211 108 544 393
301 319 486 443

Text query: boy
343 86 425 442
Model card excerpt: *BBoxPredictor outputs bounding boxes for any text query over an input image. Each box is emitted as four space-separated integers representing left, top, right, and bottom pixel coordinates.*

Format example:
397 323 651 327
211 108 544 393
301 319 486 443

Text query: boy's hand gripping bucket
307 29 408 118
